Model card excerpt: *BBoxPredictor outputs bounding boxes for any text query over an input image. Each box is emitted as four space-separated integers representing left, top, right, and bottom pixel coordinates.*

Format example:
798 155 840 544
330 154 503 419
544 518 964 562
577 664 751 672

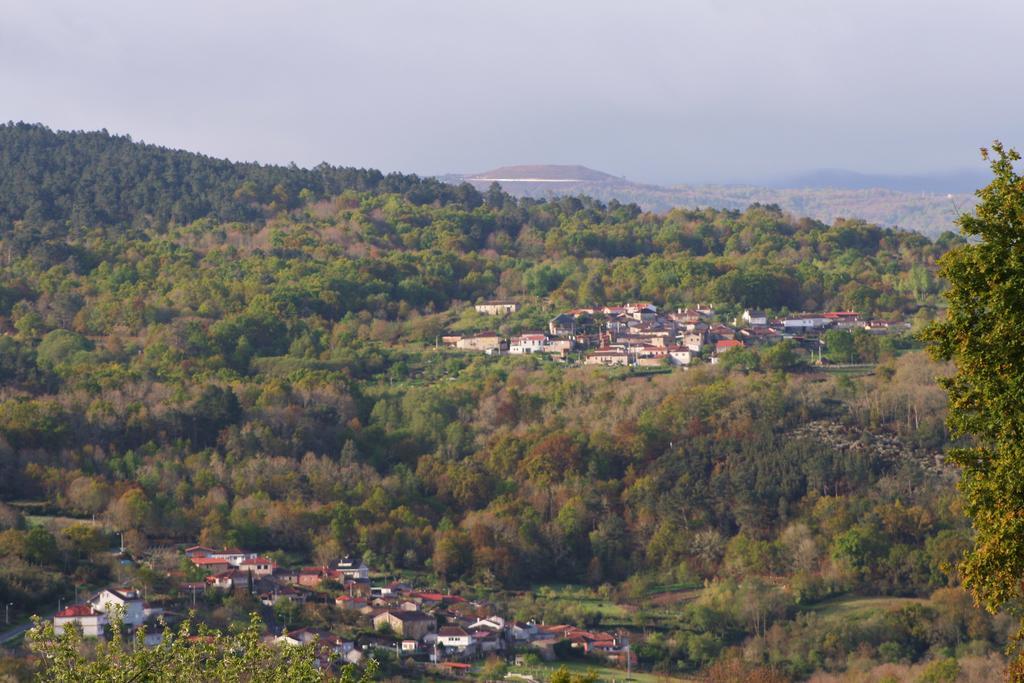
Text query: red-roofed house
191 557 231 573
409 591 443 606
336 595 369 610
298 567 329 587
54 604 108 637
715 339 744 353
206 569 247 591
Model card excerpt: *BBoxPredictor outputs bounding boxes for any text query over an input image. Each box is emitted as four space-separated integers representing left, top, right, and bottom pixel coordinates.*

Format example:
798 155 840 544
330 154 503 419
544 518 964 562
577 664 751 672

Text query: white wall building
741 309 768 326
781 316 832 330
438 626 475 650
668 349 694 366
90 588 145 627
508 333 548 354
54 604 108 637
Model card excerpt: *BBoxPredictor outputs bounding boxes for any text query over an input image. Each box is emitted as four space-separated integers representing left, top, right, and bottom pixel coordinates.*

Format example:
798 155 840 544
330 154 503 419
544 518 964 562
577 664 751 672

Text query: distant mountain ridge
447 164 977 237
466 164 622 183
773 168 990 194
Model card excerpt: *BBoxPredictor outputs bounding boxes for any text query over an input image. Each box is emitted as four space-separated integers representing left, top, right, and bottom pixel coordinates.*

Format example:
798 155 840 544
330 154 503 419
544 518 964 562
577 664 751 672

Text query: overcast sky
2 0 1021 184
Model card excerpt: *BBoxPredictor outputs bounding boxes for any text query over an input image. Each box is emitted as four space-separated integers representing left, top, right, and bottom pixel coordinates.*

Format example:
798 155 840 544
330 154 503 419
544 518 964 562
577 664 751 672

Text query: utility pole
5 602 11 625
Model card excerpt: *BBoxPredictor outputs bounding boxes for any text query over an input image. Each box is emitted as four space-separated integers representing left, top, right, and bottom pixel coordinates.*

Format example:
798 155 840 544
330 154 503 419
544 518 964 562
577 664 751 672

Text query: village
49 547 634 678
444 300 911 367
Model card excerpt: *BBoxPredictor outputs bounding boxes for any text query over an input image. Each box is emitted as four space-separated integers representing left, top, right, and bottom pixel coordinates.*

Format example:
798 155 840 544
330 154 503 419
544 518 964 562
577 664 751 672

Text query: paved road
0 608 54 647
0 620 34 646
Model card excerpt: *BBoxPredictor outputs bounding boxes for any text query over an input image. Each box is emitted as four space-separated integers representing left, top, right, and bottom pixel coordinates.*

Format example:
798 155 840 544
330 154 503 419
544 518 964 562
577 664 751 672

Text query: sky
2 0 1022 184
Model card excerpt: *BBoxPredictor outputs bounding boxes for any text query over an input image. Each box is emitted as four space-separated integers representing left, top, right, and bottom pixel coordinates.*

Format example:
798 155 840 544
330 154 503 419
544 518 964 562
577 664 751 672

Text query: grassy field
802 595 926 622
508 660 696 683
25 514 106 531
531 585 633 620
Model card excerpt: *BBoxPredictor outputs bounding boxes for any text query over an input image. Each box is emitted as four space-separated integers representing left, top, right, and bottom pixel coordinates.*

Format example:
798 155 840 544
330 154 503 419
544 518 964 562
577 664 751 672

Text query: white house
277 628 353 656
625 302 658 321
208 548 258 566
781 316 832 331
90 588 145 628
54 604 108 637
508 333 548 355
741 309 768 326
543 338 574 356
207 569 245 591
438 625 475 651
668 349 694 366
469 616 505 631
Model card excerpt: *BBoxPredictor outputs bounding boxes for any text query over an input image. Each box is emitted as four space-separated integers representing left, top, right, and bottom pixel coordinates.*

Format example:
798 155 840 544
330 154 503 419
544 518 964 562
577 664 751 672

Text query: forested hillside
0 123 477 231
0 124 999 680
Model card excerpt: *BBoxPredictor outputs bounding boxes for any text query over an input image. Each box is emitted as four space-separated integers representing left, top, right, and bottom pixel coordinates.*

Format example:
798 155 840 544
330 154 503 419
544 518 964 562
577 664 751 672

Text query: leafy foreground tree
28 612 377 682
923 142 1024 678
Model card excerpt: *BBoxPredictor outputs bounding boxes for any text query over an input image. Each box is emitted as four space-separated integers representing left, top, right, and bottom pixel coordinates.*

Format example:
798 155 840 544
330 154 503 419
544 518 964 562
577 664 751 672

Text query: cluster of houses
365 599 631 667
455 299 910 367
51 545 633 671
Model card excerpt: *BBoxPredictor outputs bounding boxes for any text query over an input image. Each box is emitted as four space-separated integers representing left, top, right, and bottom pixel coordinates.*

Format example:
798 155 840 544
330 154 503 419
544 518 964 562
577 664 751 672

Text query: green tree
917 657 960 683
761 339 803 371
35 330 91 373
822 329 856 363
922 143 1024 615
24 527 58 565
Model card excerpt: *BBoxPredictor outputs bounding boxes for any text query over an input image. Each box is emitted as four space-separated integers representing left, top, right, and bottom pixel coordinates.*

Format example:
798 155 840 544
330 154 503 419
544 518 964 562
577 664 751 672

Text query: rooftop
56 604 101 618
386 610 434 622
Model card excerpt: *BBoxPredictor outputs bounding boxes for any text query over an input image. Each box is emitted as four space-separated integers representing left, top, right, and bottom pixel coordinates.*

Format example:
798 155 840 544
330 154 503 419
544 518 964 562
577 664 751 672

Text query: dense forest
0 124 1000 680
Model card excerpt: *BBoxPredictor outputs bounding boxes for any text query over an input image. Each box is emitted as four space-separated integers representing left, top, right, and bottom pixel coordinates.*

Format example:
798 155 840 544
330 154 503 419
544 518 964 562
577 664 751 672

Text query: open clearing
508 661 696 683
804 596 926 622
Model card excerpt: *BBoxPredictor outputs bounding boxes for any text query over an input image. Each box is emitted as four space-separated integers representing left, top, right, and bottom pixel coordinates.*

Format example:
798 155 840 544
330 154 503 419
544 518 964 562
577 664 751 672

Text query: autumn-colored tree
432 529 473 581
923 143 1024 610
923 142 1024 677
